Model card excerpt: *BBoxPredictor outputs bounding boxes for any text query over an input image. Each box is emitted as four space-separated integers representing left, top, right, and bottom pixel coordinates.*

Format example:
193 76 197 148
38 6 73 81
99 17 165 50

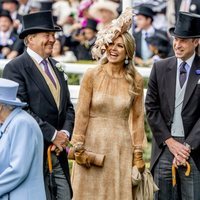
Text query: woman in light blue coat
0 78 46 200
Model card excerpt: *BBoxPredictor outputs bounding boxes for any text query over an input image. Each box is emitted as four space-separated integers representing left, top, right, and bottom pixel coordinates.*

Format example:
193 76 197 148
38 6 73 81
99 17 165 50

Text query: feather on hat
91 7 134 60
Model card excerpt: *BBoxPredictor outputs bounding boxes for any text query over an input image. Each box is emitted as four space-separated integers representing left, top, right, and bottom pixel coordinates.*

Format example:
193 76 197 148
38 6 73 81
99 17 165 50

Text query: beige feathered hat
91 7 134 60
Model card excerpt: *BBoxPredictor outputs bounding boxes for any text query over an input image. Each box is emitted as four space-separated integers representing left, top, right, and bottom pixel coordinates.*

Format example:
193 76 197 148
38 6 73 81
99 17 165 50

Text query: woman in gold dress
70 8 146 200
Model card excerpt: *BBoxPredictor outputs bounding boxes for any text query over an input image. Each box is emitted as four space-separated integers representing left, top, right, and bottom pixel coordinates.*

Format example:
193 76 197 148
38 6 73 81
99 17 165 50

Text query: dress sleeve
71 68 94 145
129 74 146 148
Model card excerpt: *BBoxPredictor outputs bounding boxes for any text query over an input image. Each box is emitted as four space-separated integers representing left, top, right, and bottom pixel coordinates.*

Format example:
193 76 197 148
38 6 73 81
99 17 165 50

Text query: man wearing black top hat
67 18 97 60
145 12 200 199
3 10 75 200
0 9 24 59
1 0 22 33
133 5 167 66
175 0 200 19
75 19 97 60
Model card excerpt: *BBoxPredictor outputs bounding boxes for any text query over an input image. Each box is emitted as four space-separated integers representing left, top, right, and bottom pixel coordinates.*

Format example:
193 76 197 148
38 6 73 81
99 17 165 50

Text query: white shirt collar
142 26 155 37
177 53 195 68
27 47 44 64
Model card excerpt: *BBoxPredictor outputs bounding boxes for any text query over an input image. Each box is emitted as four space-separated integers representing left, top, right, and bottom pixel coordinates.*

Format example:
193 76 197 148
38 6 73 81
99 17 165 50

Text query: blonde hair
101 32 141 103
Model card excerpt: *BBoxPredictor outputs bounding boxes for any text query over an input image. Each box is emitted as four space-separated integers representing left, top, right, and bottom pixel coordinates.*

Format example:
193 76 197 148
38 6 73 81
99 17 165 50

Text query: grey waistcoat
171 70 187 137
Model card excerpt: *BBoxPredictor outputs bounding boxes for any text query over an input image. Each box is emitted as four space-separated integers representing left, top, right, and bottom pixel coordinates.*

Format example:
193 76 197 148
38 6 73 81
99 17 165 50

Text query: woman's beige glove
68 142 105 167
74 149 91 168
133 150 145 173
72 143 91 168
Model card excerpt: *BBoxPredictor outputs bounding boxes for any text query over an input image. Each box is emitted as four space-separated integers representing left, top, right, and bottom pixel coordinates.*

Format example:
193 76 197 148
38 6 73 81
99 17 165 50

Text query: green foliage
67 73 80 85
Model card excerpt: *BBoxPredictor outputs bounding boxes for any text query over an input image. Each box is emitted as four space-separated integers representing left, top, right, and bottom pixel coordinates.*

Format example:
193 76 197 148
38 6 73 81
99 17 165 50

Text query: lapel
164 57 177 116
23 52 57 108
48 58 66 112
182 54 200 110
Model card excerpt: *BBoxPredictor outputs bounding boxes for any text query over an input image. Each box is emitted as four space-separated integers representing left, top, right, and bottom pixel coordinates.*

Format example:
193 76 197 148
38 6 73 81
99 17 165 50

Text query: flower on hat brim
91 7 134 60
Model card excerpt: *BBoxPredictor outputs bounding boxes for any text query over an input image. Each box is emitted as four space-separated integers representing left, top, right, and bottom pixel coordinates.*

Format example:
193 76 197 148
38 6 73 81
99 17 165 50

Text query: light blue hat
0 78 27 107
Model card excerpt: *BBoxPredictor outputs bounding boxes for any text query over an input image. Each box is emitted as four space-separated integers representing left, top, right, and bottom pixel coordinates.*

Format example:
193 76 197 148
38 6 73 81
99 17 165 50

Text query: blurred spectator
89 0 119 29
1 0 22 33
28 1 42 13
40 1 53 10
73 18 97 60
51 37 77 62
53 0 79 35
78 0 94 27
18 0 31 15
176 0 200 16
133 6 156 66
167 0 200 28
0 9 24 59
145 31 173 63
133 0 167 30
166 0 176 29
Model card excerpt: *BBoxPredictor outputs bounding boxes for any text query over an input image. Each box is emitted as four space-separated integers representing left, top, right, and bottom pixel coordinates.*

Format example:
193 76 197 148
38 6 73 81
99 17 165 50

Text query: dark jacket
145 55 200 173
3 51 75 197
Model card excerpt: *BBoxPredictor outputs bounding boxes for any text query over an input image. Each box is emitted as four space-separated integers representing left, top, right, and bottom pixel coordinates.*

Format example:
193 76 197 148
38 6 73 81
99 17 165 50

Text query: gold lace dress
71 65 145 200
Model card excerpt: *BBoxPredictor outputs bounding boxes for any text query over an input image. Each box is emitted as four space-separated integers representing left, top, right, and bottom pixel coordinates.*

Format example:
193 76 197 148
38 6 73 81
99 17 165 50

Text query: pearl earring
125 56 129 65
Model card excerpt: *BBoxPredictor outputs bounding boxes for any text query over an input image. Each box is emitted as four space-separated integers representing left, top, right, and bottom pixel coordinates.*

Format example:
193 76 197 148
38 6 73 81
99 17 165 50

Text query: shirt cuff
51 130 70 142
61 130 70 138
51 130 57 142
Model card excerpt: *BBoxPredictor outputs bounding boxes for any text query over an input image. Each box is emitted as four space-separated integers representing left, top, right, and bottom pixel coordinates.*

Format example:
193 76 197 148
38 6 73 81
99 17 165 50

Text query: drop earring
125 55 129 65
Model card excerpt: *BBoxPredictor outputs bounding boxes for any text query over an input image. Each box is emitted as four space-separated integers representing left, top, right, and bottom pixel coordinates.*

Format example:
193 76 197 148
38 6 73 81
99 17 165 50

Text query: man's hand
52 131 69 152
165 138 190 163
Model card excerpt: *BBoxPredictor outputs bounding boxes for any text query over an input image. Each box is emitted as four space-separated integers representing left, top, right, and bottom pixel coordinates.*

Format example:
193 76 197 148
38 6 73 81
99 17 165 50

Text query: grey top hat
0 78 27 107
19 10 62 39
169 12 200 38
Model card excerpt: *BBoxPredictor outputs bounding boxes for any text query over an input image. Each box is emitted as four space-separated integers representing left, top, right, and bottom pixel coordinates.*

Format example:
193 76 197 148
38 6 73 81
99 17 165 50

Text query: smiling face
106 36 126 65
173 37 199 60
0 16 12 32
27 32 56 58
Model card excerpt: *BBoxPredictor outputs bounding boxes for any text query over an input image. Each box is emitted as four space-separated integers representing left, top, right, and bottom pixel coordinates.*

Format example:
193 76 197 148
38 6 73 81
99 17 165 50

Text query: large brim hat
0 9 13 22
0 78 27 107
135 5 155 19
78 0 93 17
89 0 119 20
169 12 200 38
19 10 62 39
92 7 134 60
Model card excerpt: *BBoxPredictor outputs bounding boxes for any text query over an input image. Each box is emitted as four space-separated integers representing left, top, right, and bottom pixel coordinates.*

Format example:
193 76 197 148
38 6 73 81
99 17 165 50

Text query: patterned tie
179 61 187 88
41 59 56 88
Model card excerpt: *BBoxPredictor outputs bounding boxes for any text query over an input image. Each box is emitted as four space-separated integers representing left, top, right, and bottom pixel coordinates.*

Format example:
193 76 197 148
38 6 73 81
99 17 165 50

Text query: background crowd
0 0 200 65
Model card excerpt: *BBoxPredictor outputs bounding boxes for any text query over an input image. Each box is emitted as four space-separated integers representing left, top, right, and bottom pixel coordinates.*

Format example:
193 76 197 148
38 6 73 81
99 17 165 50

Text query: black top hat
84 19 97 31
146 31 170 54
1 0 19 5
169 12 200 38
135 6 155 19
0 9 12 22
19 10 62 39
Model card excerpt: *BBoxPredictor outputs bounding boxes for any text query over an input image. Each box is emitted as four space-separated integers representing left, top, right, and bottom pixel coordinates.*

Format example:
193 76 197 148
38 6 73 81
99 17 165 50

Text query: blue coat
0 108 46 200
